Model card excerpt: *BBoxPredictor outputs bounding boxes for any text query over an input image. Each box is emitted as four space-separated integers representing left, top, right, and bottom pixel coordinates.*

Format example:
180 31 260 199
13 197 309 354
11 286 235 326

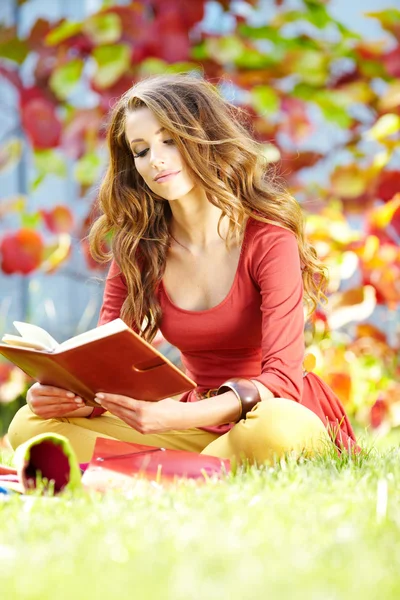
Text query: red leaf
20 95 62 149
27 18 52 50
279 151 324 174
377 170 400 202
382 45 400 78
156 0 205 30
91 74 134 113
81 239 108 271
370 396 388 429
40 205 74 234
102 5 146 43
328 68 361 88
61 108 104 160
0 64 22 90
0 229 44 275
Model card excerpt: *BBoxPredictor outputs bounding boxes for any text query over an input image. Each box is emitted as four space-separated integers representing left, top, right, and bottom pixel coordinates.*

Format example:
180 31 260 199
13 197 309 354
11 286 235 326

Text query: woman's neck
168 193 228 252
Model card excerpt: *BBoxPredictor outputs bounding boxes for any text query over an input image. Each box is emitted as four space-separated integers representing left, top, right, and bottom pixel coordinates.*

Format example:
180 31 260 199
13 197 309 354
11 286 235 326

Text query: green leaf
49 59 84 100
205 36 244 64
190 41 208 61
45 21 82 46
303 3 331 28
21 212 42 229
31 173 45 191
74 152 101 186
235 47 281 69
313 91 352 128
251 86 280 115
0 38 29 64
83 12 122 45
292 50 329 85
292 83 318 101
32 150 67 190
92 44 131 89
138 58 200 77
237 24 280 43
366 9 400 27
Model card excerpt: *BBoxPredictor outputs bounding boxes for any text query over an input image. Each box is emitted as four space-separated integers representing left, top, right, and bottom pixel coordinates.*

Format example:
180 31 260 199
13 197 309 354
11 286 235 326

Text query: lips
154 170 180 183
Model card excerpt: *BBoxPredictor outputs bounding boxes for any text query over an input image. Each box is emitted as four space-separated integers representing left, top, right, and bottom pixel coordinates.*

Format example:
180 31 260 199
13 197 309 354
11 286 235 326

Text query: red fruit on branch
0 229 44 275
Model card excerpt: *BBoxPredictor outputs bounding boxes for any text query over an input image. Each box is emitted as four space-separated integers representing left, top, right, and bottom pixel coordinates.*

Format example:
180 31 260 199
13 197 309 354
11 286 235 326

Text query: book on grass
0 319 196 407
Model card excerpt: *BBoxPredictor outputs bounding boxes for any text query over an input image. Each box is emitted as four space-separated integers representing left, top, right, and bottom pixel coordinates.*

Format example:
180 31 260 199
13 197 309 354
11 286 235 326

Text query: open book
0 319 196 406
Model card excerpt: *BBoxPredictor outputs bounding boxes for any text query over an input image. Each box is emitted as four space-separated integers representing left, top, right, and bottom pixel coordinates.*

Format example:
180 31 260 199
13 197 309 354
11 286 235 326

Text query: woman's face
125 107 195 201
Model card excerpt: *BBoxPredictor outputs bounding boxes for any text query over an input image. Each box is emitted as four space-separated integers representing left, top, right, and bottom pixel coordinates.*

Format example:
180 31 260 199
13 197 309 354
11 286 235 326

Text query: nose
150 147 166 168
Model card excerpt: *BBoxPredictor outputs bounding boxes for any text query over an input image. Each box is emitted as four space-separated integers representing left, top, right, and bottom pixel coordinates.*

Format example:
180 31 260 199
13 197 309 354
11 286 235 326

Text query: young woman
8 74 358 464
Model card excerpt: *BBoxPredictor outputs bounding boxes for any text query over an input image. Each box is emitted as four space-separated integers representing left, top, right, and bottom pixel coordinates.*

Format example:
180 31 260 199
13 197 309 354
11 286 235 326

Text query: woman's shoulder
247 213 297 247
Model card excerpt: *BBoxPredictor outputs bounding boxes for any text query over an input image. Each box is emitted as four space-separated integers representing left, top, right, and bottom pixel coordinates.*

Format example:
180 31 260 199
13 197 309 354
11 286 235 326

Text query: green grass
1 433 400 600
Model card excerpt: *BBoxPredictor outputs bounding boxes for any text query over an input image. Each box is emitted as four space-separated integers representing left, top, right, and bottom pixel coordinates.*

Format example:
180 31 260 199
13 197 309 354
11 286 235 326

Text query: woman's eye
133 139 174 159
133 149 149 158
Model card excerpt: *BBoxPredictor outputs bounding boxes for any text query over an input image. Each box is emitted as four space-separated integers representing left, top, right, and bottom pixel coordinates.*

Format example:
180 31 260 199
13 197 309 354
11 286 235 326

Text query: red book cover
0 319 196 406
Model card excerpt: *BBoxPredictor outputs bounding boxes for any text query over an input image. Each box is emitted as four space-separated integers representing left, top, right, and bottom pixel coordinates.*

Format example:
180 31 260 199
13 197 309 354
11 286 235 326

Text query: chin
155 186 195 202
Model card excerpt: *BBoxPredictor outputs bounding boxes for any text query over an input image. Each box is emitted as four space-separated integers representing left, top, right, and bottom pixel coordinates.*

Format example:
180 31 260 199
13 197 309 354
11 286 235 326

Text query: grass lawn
1 431 400 600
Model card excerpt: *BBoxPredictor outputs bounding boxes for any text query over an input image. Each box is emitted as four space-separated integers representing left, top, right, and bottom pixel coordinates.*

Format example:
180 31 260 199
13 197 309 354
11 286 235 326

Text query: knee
232 398 331 464
8 405 53 450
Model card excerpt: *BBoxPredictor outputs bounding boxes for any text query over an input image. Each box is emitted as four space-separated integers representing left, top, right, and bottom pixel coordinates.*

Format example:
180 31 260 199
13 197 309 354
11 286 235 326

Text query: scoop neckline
160 217 252 315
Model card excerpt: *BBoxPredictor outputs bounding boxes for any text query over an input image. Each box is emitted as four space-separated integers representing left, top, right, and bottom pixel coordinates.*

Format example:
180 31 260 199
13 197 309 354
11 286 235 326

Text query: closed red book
0 319 196 406
81 437 231 490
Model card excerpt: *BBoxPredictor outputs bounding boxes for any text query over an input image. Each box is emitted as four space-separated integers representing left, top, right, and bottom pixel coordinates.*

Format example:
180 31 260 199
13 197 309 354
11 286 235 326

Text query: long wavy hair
89 73 327 342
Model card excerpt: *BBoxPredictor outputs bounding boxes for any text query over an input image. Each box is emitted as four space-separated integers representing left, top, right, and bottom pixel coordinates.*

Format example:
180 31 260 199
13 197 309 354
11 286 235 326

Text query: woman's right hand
26 382 86 419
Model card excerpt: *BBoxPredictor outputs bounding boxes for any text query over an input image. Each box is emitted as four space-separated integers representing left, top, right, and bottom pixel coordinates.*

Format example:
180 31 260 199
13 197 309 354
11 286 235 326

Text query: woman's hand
27 382 88 419
95 393 185 434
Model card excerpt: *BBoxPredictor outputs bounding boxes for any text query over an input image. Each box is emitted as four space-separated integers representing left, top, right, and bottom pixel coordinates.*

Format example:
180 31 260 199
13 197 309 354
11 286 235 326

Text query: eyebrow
129 127 165 145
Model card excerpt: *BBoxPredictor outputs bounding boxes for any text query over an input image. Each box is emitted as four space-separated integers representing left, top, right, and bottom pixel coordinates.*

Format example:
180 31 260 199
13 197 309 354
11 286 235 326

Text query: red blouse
98 217 357 451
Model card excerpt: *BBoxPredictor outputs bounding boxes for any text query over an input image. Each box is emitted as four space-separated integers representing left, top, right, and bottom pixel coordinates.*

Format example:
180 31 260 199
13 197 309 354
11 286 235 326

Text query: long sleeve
89 259 129 418
250 224 305 402
97 259 128 326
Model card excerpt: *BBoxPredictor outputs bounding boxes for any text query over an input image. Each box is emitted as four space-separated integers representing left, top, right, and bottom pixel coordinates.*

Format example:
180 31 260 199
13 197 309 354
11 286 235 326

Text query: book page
57 318 129 351
1 335 52 351
8 321 60 351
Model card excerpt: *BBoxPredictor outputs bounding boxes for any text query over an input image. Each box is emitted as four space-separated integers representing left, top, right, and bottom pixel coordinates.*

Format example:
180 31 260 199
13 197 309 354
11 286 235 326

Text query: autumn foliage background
0 0 399 438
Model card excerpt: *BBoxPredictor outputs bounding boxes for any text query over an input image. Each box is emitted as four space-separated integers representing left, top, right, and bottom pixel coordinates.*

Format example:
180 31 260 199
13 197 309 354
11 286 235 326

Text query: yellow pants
8 398 332 465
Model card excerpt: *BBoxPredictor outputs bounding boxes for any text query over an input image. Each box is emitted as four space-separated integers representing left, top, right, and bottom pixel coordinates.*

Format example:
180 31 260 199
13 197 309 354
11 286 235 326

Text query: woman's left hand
95 393 185 434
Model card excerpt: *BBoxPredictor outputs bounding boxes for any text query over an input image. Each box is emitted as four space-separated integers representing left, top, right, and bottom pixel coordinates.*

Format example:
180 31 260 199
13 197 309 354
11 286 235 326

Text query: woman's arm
249 224 305 402
178 390 241 428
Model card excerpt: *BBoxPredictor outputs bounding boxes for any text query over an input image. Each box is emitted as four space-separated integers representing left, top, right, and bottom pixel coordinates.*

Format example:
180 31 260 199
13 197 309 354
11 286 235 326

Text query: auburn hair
89 73 327 342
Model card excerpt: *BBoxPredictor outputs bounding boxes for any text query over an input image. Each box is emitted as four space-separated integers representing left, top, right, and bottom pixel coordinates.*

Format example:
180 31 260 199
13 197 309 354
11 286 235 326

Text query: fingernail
75 397 83 404
66 392 75 398
96 393 105 400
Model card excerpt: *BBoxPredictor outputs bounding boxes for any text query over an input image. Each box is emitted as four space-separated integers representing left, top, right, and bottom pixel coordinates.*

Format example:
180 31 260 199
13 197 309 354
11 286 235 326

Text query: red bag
81 437 231 491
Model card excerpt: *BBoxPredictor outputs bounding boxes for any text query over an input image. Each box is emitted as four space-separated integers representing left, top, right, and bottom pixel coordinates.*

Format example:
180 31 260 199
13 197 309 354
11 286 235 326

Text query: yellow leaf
365 113 400 141
370 149 392 172
331 164 367 199
0 138 22 173
369 194 400 228
41 234 71 273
